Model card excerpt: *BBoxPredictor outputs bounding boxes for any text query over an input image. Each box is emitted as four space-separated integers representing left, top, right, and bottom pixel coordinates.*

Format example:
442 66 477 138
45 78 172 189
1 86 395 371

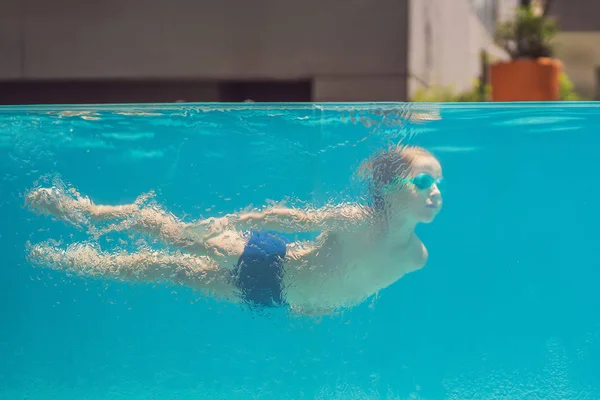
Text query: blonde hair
361 145 433 186
359 145 435 212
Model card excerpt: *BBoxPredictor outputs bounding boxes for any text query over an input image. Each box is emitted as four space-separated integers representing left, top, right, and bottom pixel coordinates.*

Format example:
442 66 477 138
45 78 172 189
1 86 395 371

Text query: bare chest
286 231 426 309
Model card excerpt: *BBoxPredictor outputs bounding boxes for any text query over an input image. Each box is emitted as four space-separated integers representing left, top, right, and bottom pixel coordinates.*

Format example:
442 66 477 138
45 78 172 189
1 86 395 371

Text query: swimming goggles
386 173 443 191
411 173 443 190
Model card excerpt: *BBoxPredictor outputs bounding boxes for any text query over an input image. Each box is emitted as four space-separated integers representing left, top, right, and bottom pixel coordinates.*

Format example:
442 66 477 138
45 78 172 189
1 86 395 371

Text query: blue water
1 102 600 399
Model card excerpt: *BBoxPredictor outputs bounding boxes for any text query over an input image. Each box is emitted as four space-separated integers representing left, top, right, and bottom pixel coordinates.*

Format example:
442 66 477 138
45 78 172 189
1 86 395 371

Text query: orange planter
490 57 562 102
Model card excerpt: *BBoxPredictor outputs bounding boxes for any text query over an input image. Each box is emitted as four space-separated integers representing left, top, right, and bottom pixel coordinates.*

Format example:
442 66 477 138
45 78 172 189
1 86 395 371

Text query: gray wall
550 0 600 31
0 0 409 102
548 0 600 99
554 32 600 99
1 0 520 103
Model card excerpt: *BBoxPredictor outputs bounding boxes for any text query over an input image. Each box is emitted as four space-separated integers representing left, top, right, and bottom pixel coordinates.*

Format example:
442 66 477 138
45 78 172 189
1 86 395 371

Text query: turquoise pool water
1 102 599 399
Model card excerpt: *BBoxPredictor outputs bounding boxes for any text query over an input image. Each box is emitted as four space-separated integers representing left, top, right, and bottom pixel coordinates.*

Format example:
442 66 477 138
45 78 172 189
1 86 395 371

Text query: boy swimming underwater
25 145 443 316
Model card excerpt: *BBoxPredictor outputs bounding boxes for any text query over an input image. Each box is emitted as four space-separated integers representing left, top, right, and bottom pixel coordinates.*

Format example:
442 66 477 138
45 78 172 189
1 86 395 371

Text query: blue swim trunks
232 230 291 308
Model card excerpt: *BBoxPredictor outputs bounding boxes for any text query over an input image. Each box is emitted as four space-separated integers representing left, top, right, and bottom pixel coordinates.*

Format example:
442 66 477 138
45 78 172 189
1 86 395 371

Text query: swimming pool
1 102 599 399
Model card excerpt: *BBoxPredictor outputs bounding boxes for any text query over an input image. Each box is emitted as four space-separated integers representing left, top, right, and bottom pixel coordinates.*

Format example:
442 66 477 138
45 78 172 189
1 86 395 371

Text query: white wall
407 0 515 98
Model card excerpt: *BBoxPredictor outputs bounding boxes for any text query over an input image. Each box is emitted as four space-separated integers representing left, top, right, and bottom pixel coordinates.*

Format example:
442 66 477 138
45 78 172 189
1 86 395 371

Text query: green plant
494 3 558 59
558 72 581 101
411 80 490 102
412 74 581 102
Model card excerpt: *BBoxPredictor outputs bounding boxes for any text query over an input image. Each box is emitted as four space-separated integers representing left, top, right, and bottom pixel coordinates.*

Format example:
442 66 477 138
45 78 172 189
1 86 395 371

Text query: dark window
218 80 312 102
0 80 220 105
0 79 313 105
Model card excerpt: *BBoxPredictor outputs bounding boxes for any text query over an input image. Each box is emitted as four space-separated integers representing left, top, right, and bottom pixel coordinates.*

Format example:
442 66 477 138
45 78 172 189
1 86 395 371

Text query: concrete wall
550 0 600 32
0 0 21 79
549 0 600 100
406 0 515 98
0 0 409 101
1 0 524 103
554 32 600 100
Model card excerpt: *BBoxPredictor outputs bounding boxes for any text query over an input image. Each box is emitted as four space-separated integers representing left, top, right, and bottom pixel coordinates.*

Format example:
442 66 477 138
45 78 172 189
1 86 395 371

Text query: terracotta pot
490 57 562 101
